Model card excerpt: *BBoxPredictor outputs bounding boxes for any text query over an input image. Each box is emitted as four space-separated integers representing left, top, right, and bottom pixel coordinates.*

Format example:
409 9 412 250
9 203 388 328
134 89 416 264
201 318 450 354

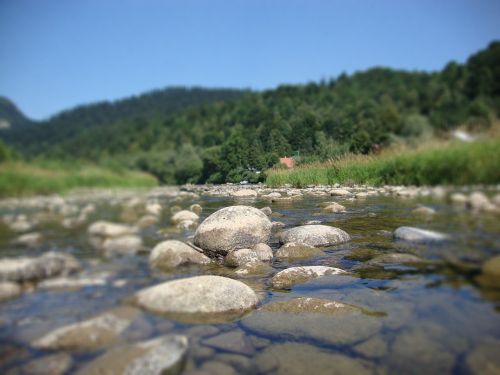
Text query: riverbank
266 138 500 188
0 161 157 197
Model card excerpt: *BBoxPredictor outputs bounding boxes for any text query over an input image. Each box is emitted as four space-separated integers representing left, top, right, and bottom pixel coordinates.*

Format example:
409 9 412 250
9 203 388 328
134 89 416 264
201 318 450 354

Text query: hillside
1 41 499 185
0 96 32 130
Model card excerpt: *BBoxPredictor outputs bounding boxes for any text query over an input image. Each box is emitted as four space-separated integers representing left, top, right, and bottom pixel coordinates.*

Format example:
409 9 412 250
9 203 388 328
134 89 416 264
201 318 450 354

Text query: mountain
1 41 499 185
0 96 32 130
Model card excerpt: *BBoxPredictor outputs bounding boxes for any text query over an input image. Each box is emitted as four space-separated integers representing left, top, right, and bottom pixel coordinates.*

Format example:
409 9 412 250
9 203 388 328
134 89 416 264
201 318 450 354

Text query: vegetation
0 41 499 186
266 137 500 187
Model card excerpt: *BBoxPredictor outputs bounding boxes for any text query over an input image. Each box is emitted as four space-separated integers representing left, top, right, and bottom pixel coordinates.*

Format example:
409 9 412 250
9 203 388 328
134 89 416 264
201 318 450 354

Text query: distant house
279 156 295 169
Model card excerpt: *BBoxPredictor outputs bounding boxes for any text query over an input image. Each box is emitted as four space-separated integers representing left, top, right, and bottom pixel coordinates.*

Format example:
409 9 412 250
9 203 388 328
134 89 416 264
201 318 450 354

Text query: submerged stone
393 226 448 242
275 242 324 259
278 225 350 247
271 266 346 289
0 281 22 302
149 240 211 269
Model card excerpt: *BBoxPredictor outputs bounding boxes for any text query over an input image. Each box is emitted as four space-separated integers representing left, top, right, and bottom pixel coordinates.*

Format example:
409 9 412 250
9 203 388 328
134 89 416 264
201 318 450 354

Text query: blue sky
1 0 500 120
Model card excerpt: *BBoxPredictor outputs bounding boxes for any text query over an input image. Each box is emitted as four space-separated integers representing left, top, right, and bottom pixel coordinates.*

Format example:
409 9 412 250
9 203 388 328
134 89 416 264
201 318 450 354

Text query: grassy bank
266 138 500 188
0 161 157 197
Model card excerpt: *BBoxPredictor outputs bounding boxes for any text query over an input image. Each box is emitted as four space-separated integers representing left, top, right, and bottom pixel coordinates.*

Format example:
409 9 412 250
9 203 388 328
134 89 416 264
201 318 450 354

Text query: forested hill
1 41 499 185
0 97 33 130
0 87 248 154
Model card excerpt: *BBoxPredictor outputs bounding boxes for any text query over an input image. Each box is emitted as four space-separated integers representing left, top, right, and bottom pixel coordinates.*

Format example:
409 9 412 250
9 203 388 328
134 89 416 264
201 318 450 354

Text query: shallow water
1 188 500 374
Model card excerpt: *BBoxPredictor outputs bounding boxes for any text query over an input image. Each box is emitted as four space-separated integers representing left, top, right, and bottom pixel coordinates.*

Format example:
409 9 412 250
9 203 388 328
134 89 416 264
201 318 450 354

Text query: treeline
2 41 499 185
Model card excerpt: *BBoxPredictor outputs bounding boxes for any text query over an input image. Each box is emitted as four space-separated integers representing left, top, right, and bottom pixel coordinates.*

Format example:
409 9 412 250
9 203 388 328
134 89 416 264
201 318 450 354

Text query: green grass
266 138 500 188
0 161 158 197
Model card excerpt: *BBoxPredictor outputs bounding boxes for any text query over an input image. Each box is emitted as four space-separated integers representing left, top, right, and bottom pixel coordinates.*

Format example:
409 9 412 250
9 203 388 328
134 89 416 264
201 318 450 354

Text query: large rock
0 252 79 282
255 342 372 375
321 202 346 213
394 226 448 242
193 206 272 256
241 297 382 346
231 189 257 198
275 242 324 259
133 275 258 323
149 240 211 269
0 281 22 302
225 244 273 267
88 221 137 238
278 225 350 247
271 266 346 289
12 232 43 247
76 335 188 375
32 306 140 351
171 210 199 225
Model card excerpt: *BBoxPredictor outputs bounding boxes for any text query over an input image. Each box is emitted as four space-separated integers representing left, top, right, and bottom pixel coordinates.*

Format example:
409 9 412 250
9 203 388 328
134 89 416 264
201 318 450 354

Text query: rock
0 281 22 302
32 306 140 351
353 336 388 359
493 194 500 207
202 330 254 355
468 192 492 210
171 210 199 225
393 226 448 242
321 202 346 213
102 235 143 255
190 204 203 215
198 361 236 375
146 202 162 216
330 189 351 196
271 266 346 289
225 249 260 267
465 338 500 375
278 225 350 247
137 215 159 228
0 252 79 282
271 221 286 229
7 218 33 233
253 243 273 261
264 192 282 199
12 232 43 247
7 353 73 375
275 242 324 259
88 221 137 238
193 206 272 256
149 240 211 269
38 272 110 290
450 193 468 205
260 206 272 216
255 342 372 375
76 335 188 375
355 192 369 199
231 189 257 198
367 253 424 266
241 297 382 346
412 206 436 215
133 275 258 323
476 255 500 288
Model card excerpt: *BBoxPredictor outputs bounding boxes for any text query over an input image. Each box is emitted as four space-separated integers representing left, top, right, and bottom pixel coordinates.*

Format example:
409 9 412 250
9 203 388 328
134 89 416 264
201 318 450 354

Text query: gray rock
149 240 211 269
12 232 43 247
353 336 388 358
275 242 324 259
260 206 272 216
76 335 188 375
0 281 22 302
465 338 500 375
7 353 73 375
278 225 350 247
241 297 382 346
133 275 258 323
253 243 273 261
171 210 199 225
190 204 203 215
367 253 424 266
450 193 468 205
136 215 159 228
0 252 79 282
412 206 436 215
32 306 140 351
394 226 448 242
102 235 143 255
202 330 254 355
193 206 272 256
88 221 137 238
255 342 373 375
321 202 346 213
225 249 260 267
271 266 346 289
330 189 351 196
231 189 257 198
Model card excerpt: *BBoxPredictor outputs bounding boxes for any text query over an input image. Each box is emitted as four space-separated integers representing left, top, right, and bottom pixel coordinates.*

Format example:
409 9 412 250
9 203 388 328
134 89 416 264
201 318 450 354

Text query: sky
1 0 500 120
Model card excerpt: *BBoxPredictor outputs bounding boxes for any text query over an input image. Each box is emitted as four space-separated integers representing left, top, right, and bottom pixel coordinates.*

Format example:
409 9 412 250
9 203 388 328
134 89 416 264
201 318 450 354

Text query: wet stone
278 225 350 247
275 242 324 259
271 266 346 289
202 330 254 355
394 226 448 242
149 240 211 269
0 281 22 302
6 353 73 375
464 337 500 375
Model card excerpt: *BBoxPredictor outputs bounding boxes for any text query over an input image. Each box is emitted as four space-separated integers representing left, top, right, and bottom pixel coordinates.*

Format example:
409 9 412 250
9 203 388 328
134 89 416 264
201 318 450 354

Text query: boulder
278 225 350 247
260 206 272 216
450 193 468 205
194 206 272 256
330 189 351 196
225 249 260 267
476 255 500 288
231 189 257 198
0 281 22 302
76 335 188 375
253 243 273 261
367 253 424 266
412 206 436 215
88 221 137 238
394 226 448 242
102 235 143 255
8 353 73 375
12 232 43 247
133 275 258 323
321 202 346 213
190 203 203 215
271 266 346 289
171 210 199 225
149 240 211 269
275 242 324 259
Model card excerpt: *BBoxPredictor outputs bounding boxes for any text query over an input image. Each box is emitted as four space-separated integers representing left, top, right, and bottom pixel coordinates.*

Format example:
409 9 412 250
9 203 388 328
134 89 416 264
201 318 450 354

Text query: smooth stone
321 202 346 213
353 336 388 358
255 342 372 375
198 361 236 375
0 281 22 302
136 214 159 228
102 235 143 255
393 226 448 242
271 266 346 289
225 249 259 267
149 240 211 269
330 189 351 196
450 193 468 205
468 192 492 210
76 335 188 375
279 225 350 247
12 232 43 247
275 242 324 259
202 330 254 355
133 275 258 323
171 210 199 224
0 252 79 282
193 206 271 256
7 353 73 375
412 206 436 215
241 297 382 346
476 255 500 288
367 253 424 266
32 306 140 351
465 338 500 375
145 202 163 216
38 272 110 290
87 221 137 238
190 204 203 215
260 206 272 216
231 189 257 198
